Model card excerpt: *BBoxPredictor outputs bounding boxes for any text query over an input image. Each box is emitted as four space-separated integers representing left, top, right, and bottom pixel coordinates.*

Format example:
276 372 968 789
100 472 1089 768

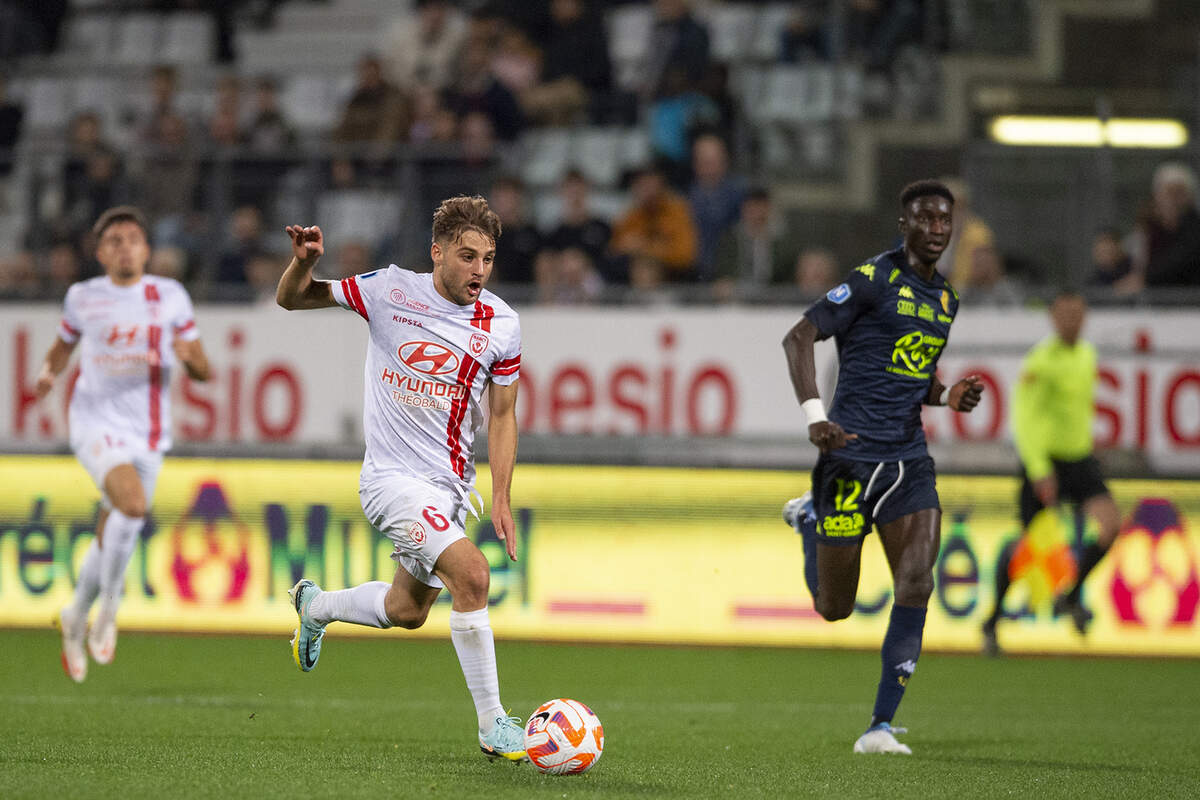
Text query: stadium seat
607 4 653 89
617 128 651 174
160 13 214 65
762 64 836 125
571 127 622 188
112 14 163 66
60 14 115 63
703 4 758 64
749 3 794 62
280 75 345 133
519 128 571 188
19 78 72 129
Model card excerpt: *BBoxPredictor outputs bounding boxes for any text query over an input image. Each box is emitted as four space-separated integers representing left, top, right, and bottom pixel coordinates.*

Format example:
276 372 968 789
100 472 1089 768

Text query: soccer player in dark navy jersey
781 180 984 755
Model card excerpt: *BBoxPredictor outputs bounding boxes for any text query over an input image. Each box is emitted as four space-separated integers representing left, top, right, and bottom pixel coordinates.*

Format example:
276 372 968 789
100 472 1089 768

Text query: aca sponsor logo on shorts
408 521 426 545
390 288 431 313
820 512 864 537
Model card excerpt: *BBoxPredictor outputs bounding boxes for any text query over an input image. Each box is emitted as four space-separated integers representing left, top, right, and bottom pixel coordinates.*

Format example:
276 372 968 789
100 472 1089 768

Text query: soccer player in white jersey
36 206 211 682
275 196 526 762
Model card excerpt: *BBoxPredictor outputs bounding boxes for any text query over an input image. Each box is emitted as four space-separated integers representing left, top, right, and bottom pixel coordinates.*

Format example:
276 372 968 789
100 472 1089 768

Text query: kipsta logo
398 341 459 375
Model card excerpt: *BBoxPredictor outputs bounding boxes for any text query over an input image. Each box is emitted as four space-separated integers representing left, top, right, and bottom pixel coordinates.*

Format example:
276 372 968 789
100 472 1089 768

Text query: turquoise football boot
289 579 326 672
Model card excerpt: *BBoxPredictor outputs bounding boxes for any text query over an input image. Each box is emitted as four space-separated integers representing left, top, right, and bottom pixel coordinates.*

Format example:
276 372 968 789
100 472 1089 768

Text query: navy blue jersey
803 247 959 462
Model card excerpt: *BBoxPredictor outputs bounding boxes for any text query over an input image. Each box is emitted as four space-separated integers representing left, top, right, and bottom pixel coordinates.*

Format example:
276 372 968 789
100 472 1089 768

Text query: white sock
449 608 504 733
308 581 392 628
68 539 102 618
96 510 144 618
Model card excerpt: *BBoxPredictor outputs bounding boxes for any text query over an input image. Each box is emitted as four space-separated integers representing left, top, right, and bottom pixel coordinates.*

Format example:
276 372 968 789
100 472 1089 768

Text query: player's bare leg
854 507 940 755
1054 493 1121 634
813 540 865 621
88 464 147 665
434 539 526 762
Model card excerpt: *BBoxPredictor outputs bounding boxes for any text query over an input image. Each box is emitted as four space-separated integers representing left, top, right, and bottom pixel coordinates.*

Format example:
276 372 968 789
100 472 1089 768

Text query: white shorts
359 474 471 588
72 431 164 510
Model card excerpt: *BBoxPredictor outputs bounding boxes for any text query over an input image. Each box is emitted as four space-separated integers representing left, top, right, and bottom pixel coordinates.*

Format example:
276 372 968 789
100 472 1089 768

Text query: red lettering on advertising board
1165 370 1200 446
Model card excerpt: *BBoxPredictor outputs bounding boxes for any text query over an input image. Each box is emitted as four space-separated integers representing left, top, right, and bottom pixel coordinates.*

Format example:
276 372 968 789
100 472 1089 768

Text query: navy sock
985 541 1017 628
802 525 819 601
870 604 927 727
1065 542 1109 604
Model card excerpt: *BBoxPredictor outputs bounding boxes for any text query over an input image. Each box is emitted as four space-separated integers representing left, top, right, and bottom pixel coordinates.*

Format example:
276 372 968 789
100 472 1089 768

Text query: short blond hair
431 195 502 246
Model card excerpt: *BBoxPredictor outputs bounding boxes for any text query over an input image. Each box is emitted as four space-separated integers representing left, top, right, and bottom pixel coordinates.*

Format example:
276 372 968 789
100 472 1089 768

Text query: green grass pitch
2 630 1196 799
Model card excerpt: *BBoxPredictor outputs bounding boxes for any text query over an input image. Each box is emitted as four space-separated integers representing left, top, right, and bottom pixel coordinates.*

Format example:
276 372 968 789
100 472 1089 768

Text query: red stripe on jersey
346 276 369 321
148 325 163 450
471 301 493 332
174 319 196 334
144 283 160 303
60 319 80 337
446 354 483 478
493 354 520 370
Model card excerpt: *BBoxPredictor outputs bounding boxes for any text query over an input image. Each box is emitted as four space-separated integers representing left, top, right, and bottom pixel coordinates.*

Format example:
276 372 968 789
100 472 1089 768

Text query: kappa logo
826 283 851 304
469 332 489 357
898 286 915 299
408 521 427 545
398 341 459 375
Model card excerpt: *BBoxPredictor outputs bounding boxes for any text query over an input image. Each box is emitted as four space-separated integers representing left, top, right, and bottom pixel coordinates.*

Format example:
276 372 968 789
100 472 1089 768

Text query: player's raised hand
809 420 858 454
286 225 324 268
492 499 518 562
1033 474 1058 507
949 374 984 412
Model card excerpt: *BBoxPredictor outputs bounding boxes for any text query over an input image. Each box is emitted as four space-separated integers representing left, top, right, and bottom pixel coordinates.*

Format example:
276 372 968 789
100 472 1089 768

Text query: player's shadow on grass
921 753 1143 774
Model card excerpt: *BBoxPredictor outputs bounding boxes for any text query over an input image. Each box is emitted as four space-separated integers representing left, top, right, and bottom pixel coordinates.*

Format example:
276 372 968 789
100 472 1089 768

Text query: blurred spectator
131 65 182 145
488 175 541 283
332 240 373 279
536 246 604 305
216 205 266 286
1086 227 1132 288
246 252 284 303
688 133 745 280
446 26 525 141
245 77 295 153
643 0 711 101
627 254 674 305
841 0 924 72
545 169 612 275
711 188 794 301
460 111 498 166
477 0 551 42
0 73 23 179
62 113 120 225
44 242 81 295
648 67 719 183
960 245 1021 305
382 0 469 92
490 26 541 97
64 148 129 239
148 245 188 282
611 162 699 281
335 55 412 145
794 246 838 297
782 3 833 63
1125 161 1200 290
206 105 243 148
211 74 243 127
0 250 39 299
935 176 994 287
138 111 199 249
522 0 613 126
409 85 459 144
316 158 404 259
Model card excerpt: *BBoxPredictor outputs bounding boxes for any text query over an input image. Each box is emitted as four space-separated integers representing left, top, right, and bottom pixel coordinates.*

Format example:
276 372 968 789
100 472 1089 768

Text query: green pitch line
1 631 1196 799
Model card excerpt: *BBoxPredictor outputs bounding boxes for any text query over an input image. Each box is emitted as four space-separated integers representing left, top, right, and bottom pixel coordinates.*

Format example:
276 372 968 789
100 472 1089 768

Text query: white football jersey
330 266 521 492
58 275 200 452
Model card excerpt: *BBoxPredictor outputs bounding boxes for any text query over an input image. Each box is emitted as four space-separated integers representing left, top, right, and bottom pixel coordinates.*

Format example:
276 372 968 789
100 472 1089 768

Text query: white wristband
938 386 950 406
801 397 827 426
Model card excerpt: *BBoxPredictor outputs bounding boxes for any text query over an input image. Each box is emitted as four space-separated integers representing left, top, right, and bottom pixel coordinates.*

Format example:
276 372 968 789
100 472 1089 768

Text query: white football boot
58 606 88 683
853 722 912 755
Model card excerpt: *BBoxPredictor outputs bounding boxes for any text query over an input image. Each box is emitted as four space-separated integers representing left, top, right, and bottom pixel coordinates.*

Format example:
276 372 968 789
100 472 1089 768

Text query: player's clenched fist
948 374 984 413
286 225 324 267
808 420 858 454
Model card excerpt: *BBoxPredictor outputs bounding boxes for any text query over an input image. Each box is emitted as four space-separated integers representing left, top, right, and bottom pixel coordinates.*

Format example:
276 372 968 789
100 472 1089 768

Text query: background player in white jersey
36 206 211 682
275 196 527 762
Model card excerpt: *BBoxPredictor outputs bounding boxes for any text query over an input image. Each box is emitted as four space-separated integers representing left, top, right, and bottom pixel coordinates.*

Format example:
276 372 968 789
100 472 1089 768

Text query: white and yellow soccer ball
523 698 604 775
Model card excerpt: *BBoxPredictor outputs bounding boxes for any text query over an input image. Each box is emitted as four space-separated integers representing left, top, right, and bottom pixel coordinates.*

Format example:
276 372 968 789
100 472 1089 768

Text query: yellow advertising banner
1 457 1198 656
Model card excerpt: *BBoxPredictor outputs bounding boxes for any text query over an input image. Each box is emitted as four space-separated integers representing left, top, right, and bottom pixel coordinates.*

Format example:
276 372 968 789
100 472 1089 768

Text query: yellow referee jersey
1011 334 1098 481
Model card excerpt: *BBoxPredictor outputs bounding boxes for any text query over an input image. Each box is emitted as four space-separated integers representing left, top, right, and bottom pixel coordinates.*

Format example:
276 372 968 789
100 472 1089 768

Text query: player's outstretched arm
487 380 520 562
782 317 855 453
173 339 212 381
35 338 77 399
276 225 336 310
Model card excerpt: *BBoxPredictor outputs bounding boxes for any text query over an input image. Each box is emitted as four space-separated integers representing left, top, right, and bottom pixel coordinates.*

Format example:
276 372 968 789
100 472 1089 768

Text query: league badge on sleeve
827 283 851 304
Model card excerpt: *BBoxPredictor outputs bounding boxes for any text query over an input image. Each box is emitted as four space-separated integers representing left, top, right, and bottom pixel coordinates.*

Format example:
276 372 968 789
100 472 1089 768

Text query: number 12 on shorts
834 479 861 512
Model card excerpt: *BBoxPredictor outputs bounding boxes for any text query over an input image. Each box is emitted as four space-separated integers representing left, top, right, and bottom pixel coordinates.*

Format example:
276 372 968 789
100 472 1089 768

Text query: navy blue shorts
1019 455 1109 527
810 453 940 546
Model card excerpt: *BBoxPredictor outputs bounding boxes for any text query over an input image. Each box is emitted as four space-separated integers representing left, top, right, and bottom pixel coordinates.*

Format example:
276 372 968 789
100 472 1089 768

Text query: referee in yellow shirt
982 291 1122 655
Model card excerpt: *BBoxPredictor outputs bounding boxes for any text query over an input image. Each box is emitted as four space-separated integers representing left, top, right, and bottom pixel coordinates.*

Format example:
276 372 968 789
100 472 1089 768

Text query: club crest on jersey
398 341 459 375
469 332 489 357
827 283 851 304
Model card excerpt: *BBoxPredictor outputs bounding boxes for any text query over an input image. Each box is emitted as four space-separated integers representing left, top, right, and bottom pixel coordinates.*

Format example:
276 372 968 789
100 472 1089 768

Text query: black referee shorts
1019 455 1110 527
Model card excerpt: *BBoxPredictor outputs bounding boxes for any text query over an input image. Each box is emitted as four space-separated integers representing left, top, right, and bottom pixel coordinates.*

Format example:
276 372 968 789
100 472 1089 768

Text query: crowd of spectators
0 1 1197 306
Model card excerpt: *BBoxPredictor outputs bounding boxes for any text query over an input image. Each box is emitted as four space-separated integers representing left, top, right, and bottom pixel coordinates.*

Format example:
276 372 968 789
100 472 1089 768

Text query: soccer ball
523 698 604 775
